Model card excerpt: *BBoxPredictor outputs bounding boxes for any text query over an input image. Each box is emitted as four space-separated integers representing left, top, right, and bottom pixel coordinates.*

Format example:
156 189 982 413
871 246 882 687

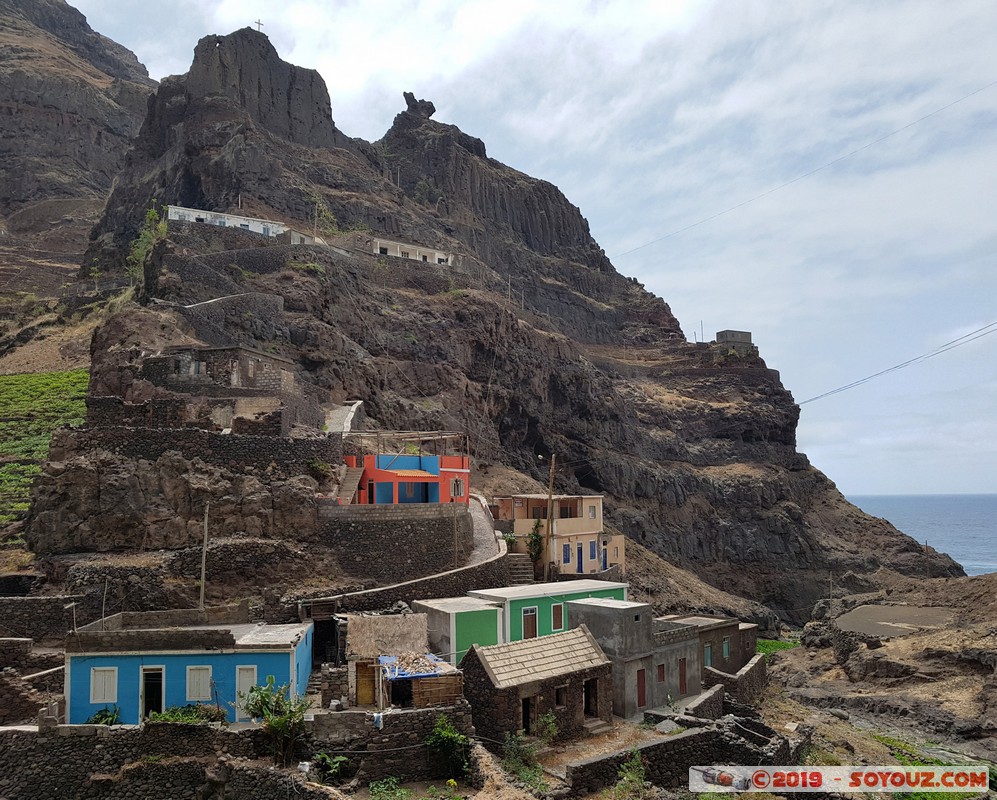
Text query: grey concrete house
658 614 758 682
459 626 612 749
566 598 700 718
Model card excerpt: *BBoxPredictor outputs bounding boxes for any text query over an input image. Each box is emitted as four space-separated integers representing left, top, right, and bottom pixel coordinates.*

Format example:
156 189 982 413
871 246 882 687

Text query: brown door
636 668 646 708
522 608 537 639
356 662 376 705
679 658 687 695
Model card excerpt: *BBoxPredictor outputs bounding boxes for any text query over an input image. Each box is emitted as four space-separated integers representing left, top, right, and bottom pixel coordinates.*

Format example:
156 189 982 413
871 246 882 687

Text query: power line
798 319 997 405
612 78 997 259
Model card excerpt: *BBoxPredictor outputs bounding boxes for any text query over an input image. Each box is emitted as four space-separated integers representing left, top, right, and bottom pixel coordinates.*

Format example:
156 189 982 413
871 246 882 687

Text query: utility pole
199 501 210 611
544 454 557 582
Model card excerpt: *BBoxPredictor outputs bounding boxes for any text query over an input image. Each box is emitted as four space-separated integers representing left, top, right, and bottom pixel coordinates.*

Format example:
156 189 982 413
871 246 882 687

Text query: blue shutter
589 540 596 561
562 544 571 563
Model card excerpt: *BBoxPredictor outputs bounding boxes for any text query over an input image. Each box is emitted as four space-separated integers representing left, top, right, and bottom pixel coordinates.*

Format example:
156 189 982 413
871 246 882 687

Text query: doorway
522 607 538 639
140 666 164 718
235 665 257 721
583 677 599 717
679 658 687 696
521 695 538 734
636 668 646 708
576 543 583 573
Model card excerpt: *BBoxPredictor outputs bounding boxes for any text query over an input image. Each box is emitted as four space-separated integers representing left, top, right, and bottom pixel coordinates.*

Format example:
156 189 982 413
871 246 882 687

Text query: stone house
492 494 625 576
459 626 612 748
658 614 758 681
63 606 312 724
565 598 700 718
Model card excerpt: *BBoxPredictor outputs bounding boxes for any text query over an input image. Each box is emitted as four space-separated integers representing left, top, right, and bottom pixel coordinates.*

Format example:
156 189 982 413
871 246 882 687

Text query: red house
342 452 470 505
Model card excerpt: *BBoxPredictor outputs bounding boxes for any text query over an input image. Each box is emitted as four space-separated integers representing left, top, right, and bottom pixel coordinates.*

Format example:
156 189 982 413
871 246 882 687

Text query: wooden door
636 668 646 708
679 658 687 695
522 607 537 639
356 662 376 706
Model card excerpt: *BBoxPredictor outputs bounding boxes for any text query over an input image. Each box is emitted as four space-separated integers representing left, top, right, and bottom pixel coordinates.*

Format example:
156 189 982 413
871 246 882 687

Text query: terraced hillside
0 368 88 525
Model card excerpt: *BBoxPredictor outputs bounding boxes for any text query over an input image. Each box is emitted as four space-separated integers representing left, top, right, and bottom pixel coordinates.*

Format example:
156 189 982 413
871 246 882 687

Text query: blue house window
589 540 597 561
562 543 571 563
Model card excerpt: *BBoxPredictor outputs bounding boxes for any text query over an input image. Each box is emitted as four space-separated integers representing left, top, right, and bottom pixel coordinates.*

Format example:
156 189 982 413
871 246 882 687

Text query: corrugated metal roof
472 626 608 689
389 469 436 478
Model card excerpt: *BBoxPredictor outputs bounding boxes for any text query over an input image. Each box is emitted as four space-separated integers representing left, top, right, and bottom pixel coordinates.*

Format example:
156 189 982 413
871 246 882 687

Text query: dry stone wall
705 653 767 703
0 669 44 724
319 503 474 582
0 596 81 640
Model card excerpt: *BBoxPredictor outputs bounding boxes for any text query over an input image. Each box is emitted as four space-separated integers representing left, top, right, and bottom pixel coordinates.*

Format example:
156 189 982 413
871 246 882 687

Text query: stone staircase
335 466 364 505
506 553 534 585
583 717 612 736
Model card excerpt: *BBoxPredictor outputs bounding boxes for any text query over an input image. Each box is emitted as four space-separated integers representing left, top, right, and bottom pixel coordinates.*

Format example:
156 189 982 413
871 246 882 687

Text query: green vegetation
501 732 548 795
237 675 311 766
534 710 558 747
871 733 982 800
307 458 334 481
147 704 227 724
413 179 443 206
368 777 411 800
290 261 326 277
126 205 168 285
0 369 89 522
312 752 350 784
608 749 654 800
756 639 799 660
526 518 544 564
425 713 470 779
85 705 120 725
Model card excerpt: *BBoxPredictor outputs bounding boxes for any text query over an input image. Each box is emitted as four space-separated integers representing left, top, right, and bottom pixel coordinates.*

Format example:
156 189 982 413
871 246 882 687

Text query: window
589 540 597 561
633 614 641 621
187 666 212 701
400 250 409 258
559 505 571 518
450 478 465 497
588 505 596 519
704 643 713 667
656 664 665 683
90 667 117 704
379 247 388 255
552 603 564 631
421 255 428 262
722 636 731 660
562 543 571 564
239 223 249 230
532 507 545 519
514 499 523 507
555 685 567 707
248 360 255 378
613 547 619 558
437 257 447 264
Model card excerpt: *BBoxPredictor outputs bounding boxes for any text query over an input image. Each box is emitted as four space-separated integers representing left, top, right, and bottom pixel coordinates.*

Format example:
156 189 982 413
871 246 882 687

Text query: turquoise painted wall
509 586 625 640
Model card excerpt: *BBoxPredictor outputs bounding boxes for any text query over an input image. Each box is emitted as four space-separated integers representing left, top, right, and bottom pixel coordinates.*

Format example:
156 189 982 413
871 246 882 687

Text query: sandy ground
836 604 953 637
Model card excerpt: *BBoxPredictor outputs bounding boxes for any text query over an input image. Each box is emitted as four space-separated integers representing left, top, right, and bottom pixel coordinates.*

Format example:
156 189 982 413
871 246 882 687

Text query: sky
73 0 997 496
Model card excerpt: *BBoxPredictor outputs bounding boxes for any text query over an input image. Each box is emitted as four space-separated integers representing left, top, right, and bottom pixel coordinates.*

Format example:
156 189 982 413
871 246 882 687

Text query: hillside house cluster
492 494 626 576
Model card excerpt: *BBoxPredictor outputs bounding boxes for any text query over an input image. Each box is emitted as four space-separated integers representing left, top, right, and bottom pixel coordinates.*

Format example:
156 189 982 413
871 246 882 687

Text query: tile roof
471 626 608 689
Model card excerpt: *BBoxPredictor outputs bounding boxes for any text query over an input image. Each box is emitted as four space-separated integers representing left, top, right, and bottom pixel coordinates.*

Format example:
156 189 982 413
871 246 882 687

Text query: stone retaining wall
566 728 723 795
319 503 475 583
0 669 44 724
0 637 32 668
0 596 83 640
705 653 767 703
683 683 725 720
51 426 342 478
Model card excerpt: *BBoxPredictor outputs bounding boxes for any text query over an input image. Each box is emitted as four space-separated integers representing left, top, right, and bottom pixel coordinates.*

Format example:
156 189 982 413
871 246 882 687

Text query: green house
468 580 628 643
411 597 504 665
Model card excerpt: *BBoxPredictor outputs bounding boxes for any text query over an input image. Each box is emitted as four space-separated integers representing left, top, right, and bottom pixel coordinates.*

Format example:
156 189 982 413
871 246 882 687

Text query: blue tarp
378 654 448 680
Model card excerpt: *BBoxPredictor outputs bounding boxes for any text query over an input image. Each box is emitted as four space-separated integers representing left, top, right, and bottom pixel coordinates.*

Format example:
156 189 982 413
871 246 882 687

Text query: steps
506 553 534 585
306 669 323 698
335 466 364 505
583 717 612 736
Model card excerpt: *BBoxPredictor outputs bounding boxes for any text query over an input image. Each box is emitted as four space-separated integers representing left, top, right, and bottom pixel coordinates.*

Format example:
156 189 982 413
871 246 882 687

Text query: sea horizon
847 493 996 577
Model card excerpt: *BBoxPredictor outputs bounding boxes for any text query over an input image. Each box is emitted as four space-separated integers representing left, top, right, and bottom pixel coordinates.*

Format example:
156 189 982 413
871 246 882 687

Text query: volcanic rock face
0 0 153 214
25 24 963 622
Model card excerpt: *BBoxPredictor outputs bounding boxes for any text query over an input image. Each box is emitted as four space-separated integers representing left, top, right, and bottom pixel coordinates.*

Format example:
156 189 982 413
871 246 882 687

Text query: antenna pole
544 454 557 582
199 501 210 610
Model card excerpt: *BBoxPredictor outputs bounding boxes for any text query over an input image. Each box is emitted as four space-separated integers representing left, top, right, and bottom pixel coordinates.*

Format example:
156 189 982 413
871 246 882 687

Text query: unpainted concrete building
659 614 758 681
566 598 700 718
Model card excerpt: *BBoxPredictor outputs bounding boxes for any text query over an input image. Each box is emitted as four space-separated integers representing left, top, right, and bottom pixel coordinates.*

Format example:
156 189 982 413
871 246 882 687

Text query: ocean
847 494 997 576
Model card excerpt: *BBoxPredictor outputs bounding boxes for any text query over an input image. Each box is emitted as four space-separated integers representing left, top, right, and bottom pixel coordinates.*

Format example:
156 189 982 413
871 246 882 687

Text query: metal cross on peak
254 19 264 32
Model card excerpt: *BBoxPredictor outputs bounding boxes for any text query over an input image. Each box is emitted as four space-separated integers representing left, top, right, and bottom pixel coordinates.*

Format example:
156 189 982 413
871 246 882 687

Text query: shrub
313 752 351 784
611 748 654 800
148 704 227 724
526 518 544 564
86 705 120 725
425 713 470 779
237 675 311 765
535 711 558 747
368 776 411 800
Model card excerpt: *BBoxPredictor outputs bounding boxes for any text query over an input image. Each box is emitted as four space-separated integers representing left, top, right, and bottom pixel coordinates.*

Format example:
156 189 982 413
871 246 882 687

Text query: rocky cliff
22 27 963 623
0 0 153 215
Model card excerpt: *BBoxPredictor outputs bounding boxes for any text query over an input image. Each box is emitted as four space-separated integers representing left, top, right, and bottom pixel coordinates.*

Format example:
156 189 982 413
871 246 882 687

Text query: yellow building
492 494 625 576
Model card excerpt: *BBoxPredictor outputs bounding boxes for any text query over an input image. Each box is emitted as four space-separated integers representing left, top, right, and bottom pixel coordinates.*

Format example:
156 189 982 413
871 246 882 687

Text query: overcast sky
74 0 997 496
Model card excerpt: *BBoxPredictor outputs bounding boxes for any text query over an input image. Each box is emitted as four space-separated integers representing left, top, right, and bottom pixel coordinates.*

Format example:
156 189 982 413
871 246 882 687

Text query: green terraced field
0 368 89 523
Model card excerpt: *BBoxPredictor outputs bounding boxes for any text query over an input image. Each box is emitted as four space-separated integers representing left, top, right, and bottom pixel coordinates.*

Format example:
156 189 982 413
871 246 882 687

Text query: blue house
64 607 313 725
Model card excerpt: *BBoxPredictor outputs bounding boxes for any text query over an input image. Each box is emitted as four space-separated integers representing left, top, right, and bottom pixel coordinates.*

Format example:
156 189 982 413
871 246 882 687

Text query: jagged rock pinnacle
403 91 436 118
